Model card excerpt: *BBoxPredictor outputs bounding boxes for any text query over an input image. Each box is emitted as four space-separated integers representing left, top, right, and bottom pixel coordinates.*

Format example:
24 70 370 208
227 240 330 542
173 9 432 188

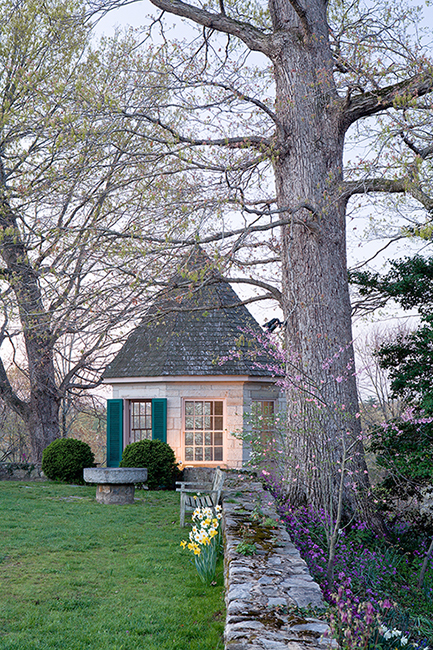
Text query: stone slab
84 467 148 484
222 471 327 650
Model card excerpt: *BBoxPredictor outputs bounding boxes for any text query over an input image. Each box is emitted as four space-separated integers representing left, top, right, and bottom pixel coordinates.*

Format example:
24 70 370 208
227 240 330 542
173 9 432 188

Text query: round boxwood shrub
42 438 95 484
120 439 178 490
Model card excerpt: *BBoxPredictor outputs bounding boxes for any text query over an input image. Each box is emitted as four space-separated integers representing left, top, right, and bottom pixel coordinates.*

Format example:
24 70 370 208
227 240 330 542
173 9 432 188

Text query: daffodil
180 505 222 584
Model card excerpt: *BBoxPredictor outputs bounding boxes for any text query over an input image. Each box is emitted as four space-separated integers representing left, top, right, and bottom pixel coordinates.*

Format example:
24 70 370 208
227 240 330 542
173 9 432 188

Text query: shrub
42 438 95 484
120 439 178 490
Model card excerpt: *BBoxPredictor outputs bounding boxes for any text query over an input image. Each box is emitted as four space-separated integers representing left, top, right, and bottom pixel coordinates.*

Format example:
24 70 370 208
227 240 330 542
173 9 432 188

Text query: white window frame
182 398 226 465
251 399 276 443
124 399 153 446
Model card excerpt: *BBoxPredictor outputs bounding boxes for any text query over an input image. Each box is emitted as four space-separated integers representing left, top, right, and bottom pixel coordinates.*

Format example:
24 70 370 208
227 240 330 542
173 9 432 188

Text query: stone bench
83 467 147 504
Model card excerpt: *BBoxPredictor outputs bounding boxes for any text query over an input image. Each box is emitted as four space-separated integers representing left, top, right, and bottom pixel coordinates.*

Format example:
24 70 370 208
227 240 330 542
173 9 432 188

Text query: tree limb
288 0 310 36
342 72 433 129
224 276 282 303
342 177 433 213
0 355 30 422
400 132 433 160
147 0 272 55
122 110 273 151
205 80 279 125
94 200 319 245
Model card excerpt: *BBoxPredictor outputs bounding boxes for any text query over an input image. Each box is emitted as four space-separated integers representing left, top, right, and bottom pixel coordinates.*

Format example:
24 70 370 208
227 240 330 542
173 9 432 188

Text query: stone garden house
103 251 283 469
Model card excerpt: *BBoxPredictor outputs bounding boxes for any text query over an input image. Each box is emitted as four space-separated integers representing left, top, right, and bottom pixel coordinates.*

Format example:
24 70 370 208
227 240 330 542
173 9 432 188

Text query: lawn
0 482 225 650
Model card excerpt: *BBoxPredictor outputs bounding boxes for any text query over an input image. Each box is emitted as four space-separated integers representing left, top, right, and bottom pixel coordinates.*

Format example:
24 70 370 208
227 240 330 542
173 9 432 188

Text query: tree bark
267 0 369 511
0 187 60 462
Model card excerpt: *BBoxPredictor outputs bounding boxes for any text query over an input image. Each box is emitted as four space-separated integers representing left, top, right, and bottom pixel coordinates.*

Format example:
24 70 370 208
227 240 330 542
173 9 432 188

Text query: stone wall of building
111 378 247 468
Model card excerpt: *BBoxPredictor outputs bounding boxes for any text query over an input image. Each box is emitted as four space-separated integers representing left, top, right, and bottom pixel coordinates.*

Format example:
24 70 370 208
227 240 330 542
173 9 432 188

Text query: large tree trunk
25 338 61 462
0 186 60 462
270 0 369 512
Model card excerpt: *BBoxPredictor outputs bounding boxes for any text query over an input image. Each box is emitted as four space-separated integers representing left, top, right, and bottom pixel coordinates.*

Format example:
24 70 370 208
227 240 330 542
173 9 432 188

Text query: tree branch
147 0 272 55
400 132 433 160
342 72 433 128
0 355 30 422
342 177 433 213
122 110 272 151
288 0 310 36
206 81 279 125
224 276 282 304
95 200 319 246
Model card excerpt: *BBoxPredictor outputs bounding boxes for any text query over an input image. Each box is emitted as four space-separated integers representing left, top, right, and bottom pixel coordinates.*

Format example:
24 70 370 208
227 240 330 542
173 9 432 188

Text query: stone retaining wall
0 462 46 481
222 472 333 650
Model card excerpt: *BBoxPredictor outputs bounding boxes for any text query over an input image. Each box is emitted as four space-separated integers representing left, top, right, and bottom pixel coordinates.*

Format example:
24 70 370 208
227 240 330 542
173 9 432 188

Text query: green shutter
106 399 123 467
152 399 167 442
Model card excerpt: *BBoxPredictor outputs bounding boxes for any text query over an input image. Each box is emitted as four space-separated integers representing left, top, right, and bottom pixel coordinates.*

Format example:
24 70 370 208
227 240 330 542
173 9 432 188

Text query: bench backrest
212 467 224 501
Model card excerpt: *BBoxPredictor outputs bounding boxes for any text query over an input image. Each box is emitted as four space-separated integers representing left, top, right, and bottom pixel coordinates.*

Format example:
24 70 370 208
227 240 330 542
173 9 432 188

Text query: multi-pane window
184 400 224 462
252 400 275 441
129 400 152 443
253 401 275 417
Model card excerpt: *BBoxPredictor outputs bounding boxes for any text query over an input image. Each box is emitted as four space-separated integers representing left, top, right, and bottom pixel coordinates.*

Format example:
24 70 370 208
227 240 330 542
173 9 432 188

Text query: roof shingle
103 251 278 379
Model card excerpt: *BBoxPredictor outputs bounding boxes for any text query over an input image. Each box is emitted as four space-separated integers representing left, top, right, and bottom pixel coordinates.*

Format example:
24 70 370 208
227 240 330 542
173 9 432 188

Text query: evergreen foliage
353 256 433 500
352 255 433 410
120 439 178 490
42 438 95 484
350 256 433 314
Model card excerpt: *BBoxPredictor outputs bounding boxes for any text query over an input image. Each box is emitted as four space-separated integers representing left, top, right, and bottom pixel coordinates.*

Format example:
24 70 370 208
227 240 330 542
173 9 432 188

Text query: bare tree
355 326 407 427
0 0 208 461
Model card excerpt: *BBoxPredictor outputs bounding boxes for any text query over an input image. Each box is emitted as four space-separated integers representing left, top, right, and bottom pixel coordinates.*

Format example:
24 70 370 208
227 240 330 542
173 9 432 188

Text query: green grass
0 482 225 650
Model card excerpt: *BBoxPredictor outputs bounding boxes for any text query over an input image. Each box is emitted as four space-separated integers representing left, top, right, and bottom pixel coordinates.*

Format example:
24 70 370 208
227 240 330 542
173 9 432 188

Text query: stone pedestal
96 483 135 504
84 467 148 505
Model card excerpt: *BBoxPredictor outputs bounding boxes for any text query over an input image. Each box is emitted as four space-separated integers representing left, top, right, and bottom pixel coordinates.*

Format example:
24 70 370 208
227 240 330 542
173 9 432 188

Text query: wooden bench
176 467 224 527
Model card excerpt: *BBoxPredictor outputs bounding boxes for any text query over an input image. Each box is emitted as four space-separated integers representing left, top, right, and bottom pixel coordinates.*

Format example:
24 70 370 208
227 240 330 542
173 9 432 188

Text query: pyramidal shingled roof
103 248 278 379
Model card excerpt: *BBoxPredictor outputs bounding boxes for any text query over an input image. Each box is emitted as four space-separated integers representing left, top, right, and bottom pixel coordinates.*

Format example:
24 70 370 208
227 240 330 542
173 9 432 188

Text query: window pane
214 401 223 415
214 432 223 446
184 400 224 463
130 400 152 446
263 401 274 415
252 401 276 442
